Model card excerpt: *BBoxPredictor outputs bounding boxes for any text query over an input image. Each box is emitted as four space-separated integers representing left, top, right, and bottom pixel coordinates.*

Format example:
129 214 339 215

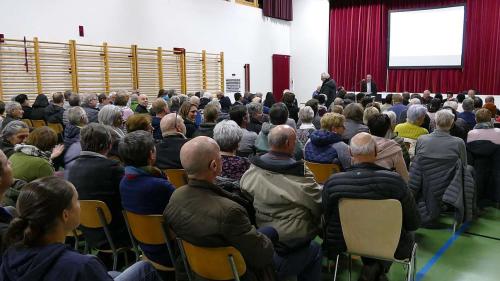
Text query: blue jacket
389 104 408 122
0 243 112 281
458 111 476 129
304 130 342 164
151 116 162 140
120 166 175 266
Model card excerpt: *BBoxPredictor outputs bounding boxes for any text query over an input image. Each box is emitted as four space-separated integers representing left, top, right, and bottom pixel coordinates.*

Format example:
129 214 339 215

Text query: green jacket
10 152 54 182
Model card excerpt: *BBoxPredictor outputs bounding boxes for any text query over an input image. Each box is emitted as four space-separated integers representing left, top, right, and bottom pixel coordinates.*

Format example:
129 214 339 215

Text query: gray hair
435 109 455 131
443 100 458 111
268 126 290 148
247 102 263 117
68 106 88 125
333 98 344 106
213 120 242 152
409 98 421 105
383 111 397 127
407 104 427 124
82 93 97 106
207 100 222 111
298 106 314 123
321 72 330 80
80 123 112 153
343 103 364 123
1 120 28 139
5 102 21 115
178 94 189 105
98 104 122 127
363 106 380 125
462 98 474 112
350 132 377 156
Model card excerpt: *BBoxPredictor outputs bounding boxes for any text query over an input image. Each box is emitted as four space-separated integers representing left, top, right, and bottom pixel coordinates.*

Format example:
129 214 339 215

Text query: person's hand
50 144 65 160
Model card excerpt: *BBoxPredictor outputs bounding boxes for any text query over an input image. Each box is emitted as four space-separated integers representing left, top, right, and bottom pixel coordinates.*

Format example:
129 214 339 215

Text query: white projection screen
388 5 465 68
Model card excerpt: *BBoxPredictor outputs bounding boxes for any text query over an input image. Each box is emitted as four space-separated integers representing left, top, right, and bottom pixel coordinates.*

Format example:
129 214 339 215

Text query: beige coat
373 136 409 182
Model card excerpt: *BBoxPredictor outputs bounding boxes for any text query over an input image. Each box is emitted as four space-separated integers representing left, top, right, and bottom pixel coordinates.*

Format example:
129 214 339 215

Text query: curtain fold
328 0 500 94
263 0 293 21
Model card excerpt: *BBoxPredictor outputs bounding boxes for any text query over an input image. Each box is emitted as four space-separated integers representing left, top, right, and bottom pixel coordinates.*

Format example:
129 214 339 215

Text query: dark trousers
273 241 322 281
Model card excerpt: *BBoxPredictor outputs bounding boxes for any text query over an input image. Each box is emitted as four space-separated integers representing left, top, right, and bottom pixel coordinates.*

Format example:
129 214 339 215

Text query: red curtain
272 54 291 102
328 0 500 94
263 0 293 21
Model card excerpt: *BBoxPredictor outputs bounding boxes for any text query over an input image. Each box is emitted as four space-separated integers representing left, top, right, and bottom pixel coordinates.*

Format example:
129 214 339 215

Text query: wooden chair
304 161 341 184
30 119 46 128
165 169 188 188
122 211 175 272
47 123 64 135
79 200 129 270
177 238 247 281
333 199 417 281
65 229 83 251
21 119 32 127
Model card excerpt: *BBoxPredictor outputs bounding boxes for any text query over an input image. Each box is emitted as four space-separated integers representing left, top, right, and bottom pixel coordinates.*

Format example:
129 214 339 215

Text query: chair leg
228 255 241 281
333 255 340 281
113 252 118 271
348 254 352 281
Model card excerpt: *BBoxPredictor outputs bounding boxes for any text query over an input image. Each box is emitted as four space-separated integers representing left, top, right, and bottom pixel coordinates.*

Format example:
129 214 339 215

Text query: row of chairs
21 119 64 135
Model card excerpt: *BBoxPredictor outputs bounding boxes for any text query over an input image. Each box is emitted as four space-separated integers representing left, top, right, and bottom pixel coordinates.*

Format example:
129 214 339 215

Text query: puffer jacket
241 152 322 252
254 122 304 160
467 140 500 203
304 130 351 169
322 163 419 259
409 156 475 224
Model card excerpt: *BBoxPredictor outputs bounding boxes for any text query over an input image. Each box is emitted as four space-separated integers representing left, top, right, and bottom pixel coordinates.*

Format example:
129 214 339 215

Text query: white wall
0 0 329 103
291 0 330 104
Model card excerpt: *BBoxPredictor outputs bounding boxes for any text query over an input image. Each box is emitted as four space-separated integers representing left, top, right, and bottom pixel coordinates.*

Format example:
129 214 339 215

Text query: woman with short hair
0 121 29 158
296 106 316 146
213 120 251 180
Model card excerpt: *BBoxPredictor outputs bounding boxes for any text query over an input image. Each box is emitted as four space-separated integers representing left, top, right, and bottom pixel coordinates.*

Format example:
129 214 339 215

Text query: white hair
298 106 314 123
82 93 97 106
321 72 330 80
67 106 88 125
213 120 242 152
350 132 377 156
5 102 22 115
383 111 397 126
407 104 427 124
98 104 122 127
443 100 458 111
435 109 455 131
203 92 213 99
409 98 421 105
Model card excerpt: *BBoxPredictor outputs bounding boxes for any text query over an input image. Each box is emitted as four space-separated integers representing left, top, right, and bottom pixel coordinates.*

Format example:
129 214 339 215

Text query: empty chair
305 161 341 184
165 169 188 188
30 119 46 128
334 198 417 281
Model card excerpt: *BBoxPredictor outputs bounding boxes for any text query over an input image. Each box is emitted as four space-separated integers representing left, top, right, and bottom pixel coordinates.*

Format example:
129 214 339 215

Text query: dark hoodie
44 103 64 124
304 130 347 166
0 243 112 281
63 124 81 148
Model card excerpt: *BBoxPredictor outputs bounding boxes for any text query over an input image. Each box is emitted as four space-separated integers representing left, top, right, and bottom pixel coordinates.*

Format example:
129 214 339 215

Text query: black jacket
467 140 500 203
82 106 99 123
360 80 378 95
0 116 19 131
155 134 189 170
30 107 46 121
320 78 337 107
135 104 149 114
22 105 32 120
248 117 263 134
44 103 64 124
66 153 128 248
183 118 197 138
192 123 216 138
0 138 15 158
322 163 420 259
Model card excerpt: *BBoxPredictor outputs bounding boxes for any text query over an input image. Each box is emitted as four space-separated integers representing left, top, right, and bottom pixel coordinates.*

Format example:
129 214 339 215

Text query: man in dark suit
360 74 378 96
320 72 337 108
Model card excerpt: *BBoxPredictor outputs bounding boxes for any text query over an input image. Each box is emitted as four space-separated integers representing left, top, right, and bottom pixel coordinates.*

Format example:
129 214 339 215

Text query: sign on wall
226 78 241 93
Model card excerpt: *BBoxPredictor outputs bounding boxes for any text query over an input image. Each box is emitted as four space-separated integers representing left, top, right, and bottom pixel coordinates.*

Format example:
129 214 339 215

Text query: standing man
320 72 337 108
360 74 378 96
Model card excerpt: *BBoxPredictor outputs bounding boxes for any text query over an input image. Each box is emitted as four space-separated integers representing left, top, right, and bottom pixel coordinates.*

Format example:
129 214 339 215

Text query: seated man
255 103 304 160
151 98 169 140
229 105 258 156
409 109 474 226
119 130 176 271
193 103 218 138
241 125 322 281
44 92 65 125
155 113 189 170
66 123 129 249
164 136 275 279
323 132 420 281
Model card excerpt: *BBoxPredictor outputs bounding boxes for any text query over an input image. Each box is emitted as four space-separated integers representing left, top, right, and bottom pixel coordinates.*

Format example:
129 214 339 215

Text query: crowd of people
0 78 498 281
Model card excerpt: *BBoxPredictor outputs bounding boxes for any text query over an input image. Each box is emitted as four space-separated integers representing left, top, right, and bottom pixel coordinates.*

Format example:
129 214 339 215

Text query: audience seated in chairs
0 121 29 158
63 107 88 174
458 98 476 130
193 103 218 138
388 94 407 123
30 94 49 121
409 109 475 227
304 113 351 169
14 94 32 120
44 92 65 125
367 114 409 182
9 127 63 182
135 94 149 114
155 113 188 170
255 103 304 160
296 106 316 146
241 125 323 281
80 93 99 123
164 136 276 281
341 103 369 142
0 150 14 253
179 101 198 138
229 105 257 157
213 120 250 181
323 132 420 281
0 177 161 281
119 130 176 270
467 108 500 206
66 123 130 250
1 102 24 131
247 102 264 134
151 98 169 141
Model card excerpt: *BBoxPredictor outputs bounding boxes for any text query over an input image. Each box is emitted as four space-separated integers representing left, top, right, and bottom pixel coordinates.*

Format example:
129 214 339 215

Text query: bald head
160 113 186 136
180 136 221 181
268 125 296 155
350 132 377 164
138 94 148 107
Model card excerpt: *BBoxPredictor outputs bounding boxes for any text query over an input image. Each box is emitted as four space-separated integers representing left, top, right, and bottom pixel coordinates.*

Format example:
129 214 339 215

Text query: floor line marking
415 222 470 281
464 231 500 241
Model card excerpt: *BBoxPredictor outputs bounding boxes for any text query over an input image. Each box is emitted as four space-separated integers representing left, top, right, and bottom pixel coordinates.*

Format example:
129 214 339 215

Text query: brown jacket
164 179 275 279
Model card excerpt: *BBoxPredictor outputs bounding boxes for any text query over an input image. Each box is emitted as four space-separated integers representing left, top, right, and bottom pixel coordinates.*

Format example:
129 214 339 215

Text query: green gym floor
321 207 500 281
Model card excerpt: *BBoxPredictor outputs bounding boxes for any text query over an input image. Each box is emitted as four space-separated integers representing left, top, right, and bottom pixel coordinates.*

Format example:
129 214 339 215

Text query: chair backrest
305 161 341 184
339 198 402 260
31 119 46 128
21 119 33 127
165 169 188 188
47 123 63 134
181 239 247 280
123 211 168 245
79 200 112 228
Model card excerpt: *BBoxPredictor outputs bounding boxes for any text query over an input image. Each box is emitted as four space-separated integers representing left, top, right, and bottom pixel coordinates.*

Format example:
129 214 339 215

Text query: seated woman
213 120 251 180
1 102 24 130
304 113 351 169
0 176 161 281
63 107 88 173
9 127 64 182
394 104 429 140
0 121 29 158
179 101 198 138
342 103 369 142
296 106 316 146
126 114 153 134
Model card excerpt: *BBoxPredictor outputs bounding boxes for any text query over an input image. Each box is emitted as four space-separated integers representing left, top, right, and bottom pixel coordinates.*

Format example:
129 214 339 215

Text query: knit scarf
14 144 51 161
474 122 494 129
